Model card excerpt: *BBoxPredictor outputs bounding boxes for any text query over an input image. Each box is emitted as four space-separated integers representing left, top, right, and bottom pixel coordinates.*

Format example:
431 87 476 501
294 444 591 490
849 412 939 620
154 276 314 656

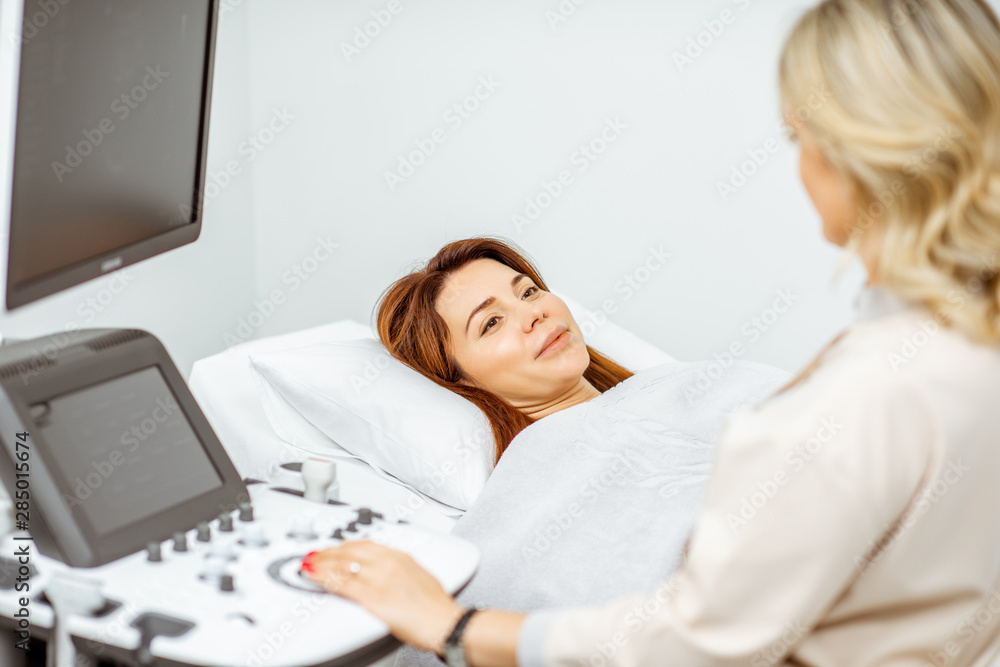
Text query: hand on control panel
0 480 479 667
301 540 465 656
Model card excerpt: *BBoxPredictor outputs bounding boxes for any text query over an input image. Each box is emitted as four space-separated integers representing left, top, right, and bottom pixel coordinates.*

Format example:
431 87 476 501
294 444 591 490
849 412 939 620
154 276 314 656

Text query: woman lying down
366 237 790 666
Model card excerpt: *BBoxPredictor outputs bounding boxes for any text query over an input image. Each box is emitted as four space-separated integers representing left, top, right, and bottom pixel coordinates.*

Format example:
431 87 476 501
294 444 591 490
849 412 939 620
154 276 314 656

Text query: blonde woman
303 0 1000 664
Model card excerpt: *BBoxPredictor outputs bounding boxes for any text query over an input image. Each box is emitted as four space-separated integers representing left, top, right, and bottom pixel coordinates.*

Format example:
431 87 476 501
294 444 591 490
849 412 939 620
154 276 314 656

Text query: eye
481 316 499 335
479 286 539 336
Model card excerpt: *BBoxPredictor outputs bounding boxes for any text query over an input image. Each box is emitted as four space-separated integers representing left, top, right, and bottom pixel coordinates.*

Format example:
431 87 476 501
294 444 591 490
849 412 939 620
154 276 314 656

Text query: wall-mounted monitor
0 0 218 310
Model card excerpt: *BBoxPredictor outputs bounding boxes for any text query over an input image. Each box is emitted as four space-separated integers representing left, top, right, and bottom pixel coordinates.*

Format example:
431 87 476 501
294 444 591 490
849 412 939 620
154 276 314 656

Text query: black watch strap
440 607 480 666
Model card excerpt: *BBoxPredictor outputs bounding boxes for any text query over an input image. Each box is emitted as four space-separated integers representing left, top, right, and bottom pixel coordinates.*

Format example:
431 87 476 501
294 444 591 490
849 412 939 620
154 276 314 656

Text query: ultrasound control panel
0 328 479 666
0 476 479 667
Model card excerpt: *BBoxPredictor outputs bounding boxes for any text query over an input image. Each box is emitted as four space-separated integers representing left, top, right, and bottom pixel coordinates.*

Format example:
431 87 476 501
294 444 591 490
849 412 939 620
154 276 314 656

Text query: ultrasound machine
0 2 479 665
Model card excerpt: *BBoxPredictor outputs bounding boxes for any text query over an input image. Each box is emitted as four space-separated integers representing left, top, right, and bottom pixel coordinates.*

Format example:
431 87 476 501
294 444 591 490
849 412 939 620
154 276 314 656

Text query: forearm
462 610 527 667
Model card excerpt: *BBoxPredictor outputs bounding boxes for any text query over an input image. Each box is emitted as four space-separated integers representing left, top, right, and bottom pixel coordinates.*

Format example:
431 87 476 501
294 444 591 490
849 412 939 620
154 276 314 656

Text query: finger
304 549 369 582
324 539 386 559
305 540 393 576
304 552 349 576
306 540 375 566
310 561 368 602
311 567 348 595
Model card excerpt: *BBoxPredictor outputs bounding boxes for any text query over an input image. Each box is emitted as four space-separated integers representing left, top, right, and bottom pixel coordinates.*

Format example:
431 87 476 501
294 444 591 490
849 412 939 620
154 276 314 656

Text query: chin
534 331 590 374
821 222 850 247
566 340 592 375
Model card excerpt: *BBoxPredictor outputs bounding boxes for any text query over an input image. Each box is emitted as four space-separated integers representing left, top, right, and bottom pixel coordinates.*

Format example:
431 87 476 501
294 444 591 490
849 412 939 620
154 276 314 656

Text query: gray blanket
397 360 790 666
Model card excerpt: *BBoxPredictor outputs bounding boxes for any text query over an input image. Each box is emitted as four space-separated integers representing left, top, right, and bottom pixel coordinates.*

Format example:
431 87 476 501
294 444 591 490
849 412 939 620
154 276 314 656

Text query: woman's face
435 258 591 408
795 125 857 246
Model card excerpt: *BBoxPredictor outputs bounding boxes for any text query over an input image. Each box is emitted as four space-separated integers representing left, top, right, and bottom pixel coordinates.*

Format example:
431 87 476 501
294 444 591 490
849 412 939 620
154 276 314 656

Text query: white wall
10 0 999 377
237 0 865 376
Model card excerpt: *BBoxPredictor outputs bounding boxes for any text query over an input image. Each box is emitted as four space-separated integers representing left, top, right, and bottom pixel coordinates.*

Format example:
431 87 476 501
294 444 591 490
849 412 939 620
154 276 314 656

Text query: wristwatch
440 607 480 667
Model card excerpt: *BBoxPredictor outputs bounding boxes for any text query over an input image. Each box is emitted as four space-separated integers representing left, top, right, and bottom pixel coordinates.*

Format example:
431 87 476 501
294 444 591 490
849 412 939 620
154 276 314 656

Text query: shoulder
723 320 945 489
771 308 999 416
711 358 940 521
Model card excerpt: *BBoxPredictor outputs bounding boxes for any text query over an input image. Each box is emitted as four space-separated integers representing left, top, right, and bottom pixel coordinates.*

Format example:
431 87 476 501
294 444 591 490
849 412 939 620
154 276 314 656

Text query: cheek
454 332 523 382
801 153 854 241
546 297 580 331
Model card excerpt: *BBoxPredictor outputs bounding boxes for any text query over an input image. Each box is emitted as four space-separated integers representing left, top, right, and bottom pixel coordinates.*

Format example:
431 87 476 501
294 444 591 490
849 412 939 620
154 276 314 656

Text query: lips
537 326 569 358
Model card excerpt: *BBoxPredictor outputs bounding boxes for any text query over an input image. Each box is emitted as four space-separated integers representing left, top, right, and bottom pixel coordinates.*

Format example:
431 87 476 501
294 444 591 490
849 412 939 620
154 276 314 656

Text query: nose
521 299 546 332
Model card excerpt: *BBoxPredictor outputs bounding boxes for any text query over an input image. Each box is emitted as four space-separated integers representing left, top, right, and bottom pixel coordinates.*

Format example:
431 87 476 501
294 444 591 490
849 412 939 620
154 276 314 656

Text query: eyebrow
465 273 530 335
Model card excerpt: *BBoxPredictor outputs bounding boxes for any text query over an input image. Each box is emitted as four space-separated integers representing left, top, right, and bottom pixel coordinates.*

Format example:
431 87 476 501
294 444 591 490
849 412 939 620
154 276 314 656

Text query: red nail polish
301 562 315 574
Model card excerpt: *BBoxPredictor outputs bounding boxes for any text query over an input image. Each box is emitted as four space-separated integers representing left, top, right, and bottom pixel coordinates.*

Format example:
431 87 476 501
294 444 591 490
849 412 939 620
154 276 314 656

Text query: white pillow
249 339 495 511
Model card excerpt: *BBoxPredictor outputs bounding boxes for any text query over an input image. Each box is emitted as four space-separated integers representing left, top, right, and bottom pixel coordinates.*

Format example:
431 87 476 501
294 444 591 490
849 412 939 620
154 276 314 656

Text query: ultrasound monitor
0 0 218 310
0 328 247 567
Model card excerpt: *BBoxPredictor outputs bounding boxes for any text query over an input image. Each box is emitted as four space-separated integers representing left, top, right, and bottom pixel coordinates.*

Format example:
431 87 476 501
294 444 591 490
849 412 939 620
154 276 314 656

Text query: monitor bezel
0 0 220 311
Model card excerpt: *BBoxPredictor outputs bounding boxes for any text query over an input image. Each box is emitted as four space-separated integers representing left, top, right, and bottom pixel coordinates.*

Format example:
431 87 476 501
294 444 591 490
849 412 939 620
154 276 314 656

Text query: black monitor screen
7 0 212 298
31 366 223 537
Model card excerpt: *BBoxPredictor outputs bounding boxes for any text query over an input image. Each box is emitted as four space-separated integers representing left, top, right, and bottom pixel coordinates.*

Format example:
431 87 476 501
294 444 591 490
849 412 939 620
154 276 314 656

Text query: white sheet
395 359 791 667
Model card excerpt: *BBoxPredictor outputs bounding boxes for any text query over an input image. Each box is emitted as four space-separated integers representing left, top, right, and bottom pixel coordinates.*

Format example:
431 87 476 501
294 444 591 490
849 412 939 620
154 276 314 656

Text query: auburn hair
375 237 633 464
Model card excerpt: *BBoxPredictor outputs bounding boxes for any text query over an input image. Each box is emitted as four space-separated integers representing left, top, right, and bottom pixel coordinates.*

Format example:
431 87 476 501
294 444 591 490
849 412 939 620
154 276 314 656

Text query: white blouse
517 284 1000 666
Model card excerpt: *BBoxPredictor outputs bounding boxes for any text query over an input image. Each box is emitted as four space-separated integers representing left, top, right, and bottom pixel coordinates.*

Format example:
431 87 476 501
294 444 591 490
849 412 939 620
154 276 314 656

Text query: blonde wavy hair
779 0 1000 344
